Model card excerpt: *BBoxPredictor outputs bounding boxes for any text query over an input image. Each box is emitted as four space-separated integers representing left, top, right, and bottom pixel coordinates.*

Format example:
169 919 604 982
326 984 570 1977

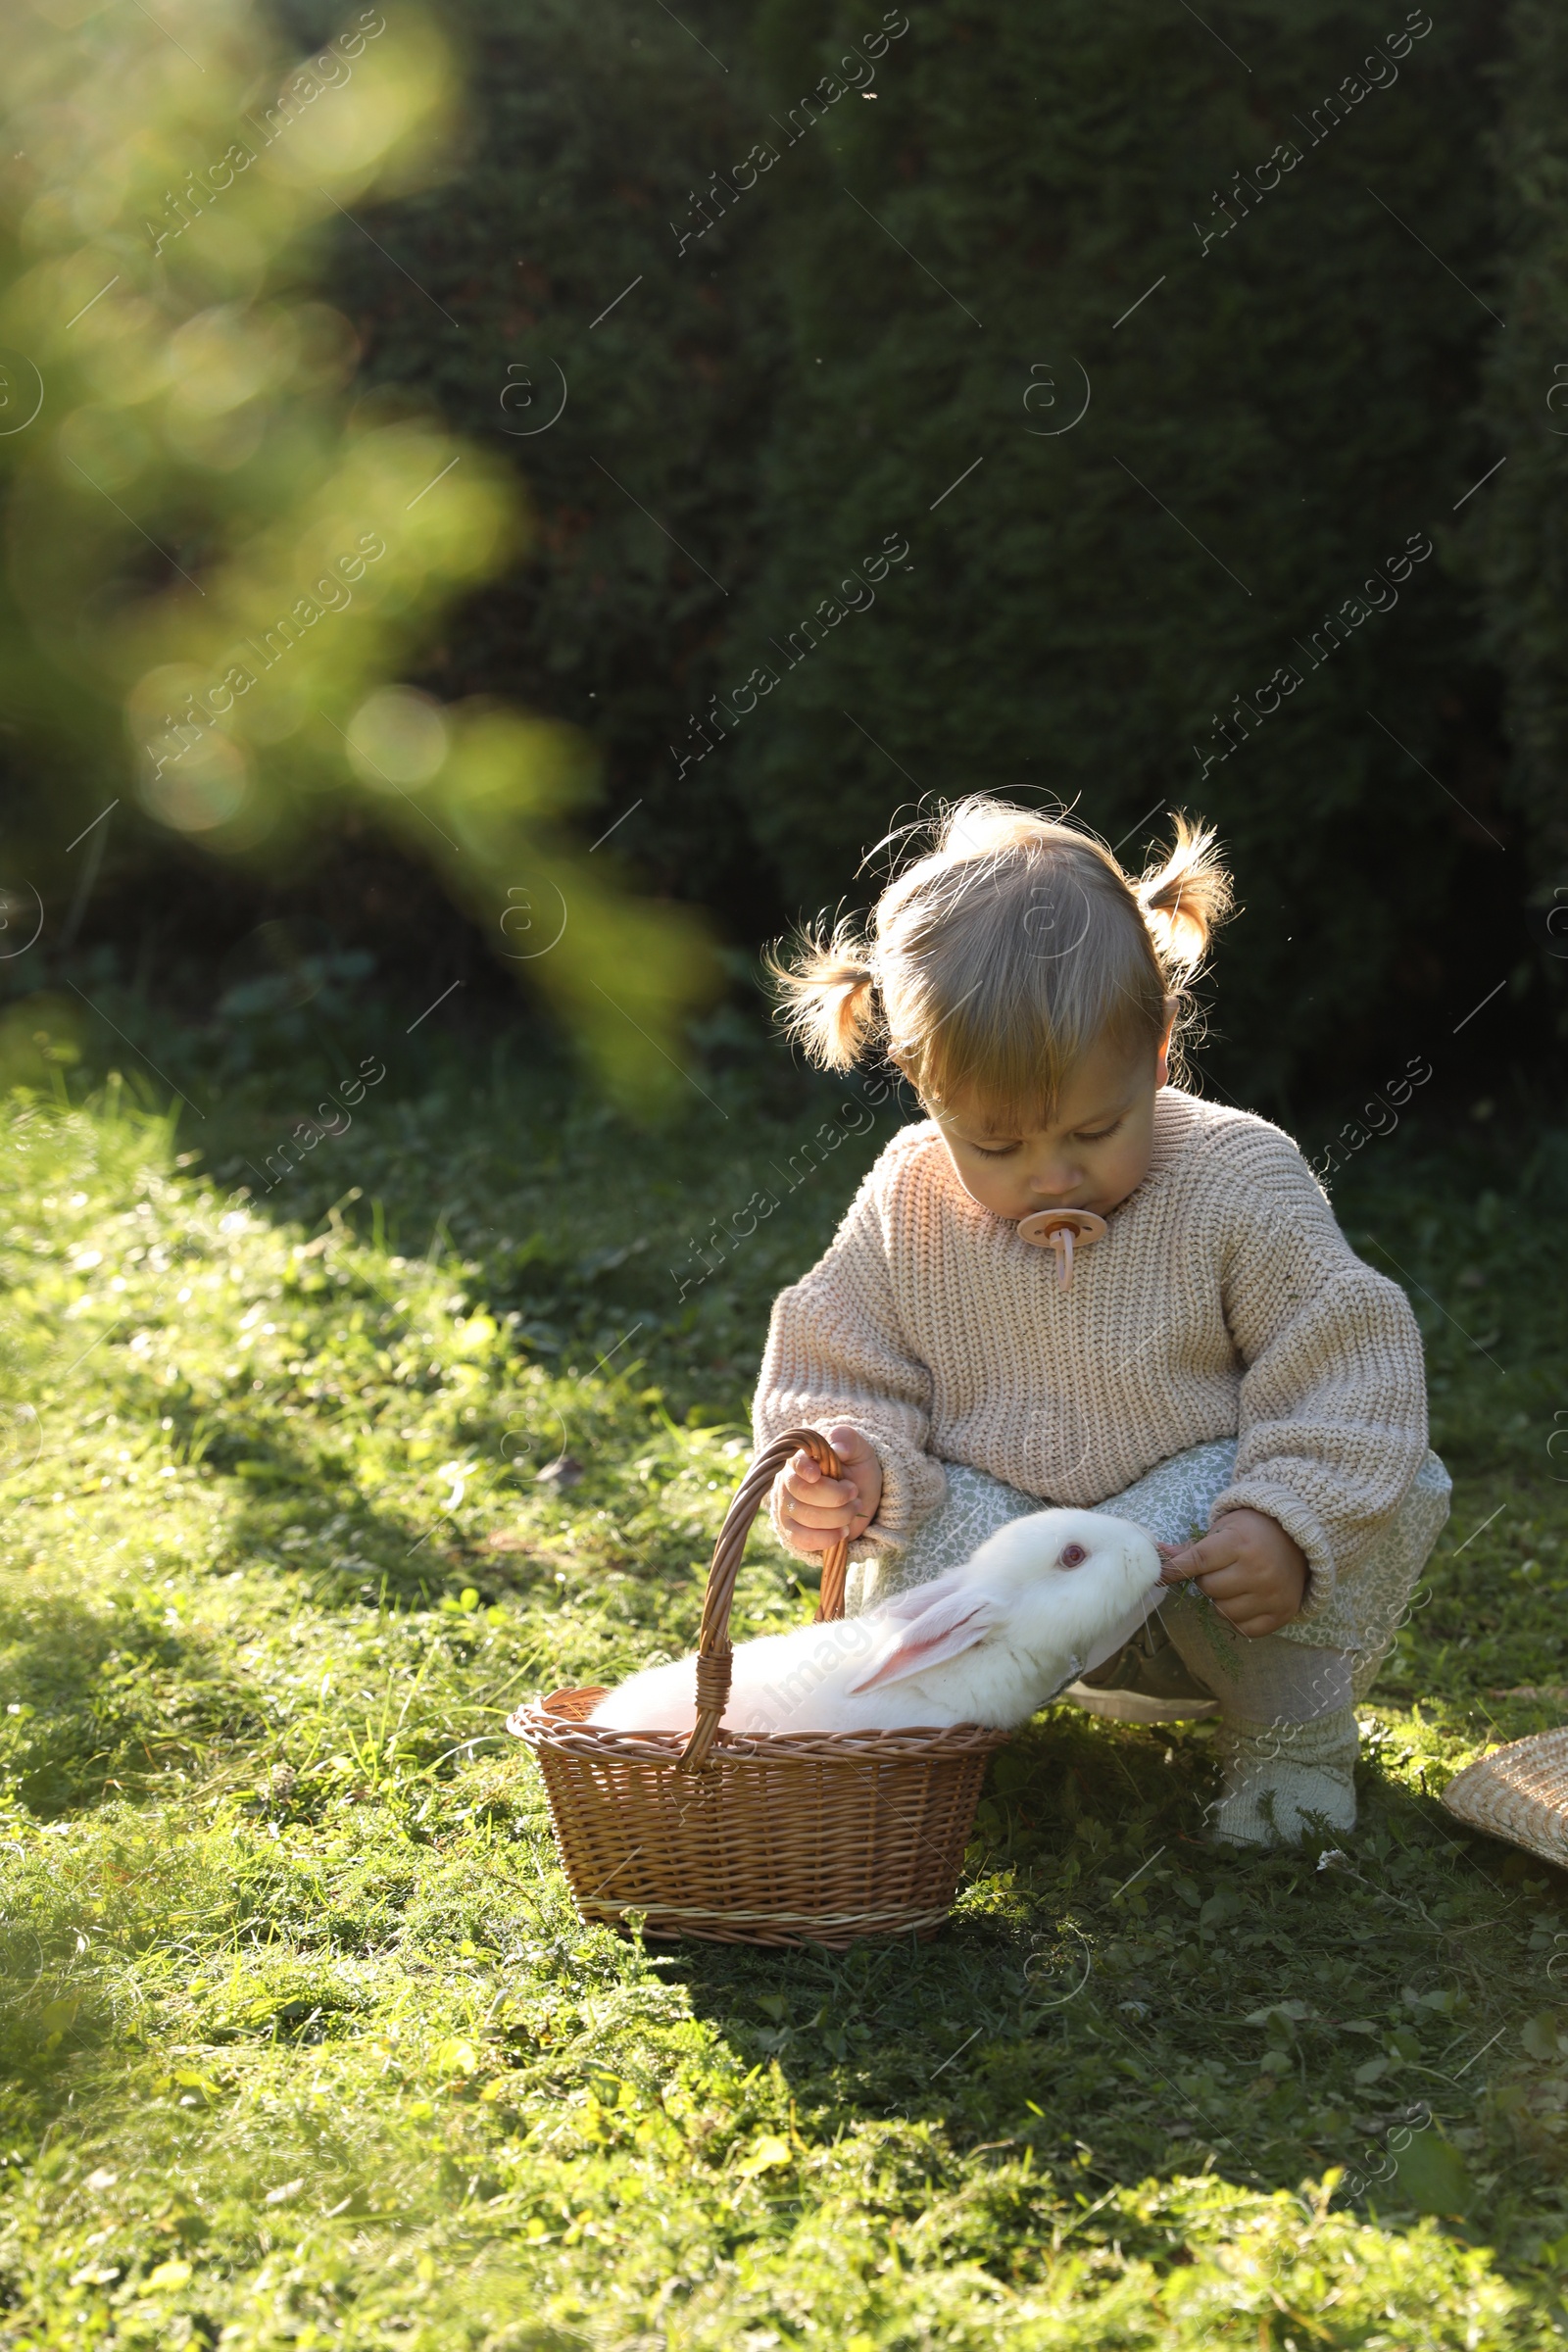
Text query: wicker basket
508 1427 1007 1948
1443 1727 1568 1871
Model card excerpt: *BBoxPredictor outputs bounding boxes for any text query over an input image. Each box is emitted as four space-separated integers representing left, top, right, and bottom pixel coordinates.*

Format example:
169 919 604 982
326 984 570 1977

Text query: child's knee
1159 1585 1353 1721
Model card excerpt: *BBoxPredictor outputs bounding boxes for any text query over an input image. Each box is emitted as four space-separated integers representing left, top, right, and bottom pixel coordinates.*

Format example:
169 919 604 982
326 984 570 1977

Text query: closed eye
1058 1543 1088 1568
966 1116 1124 1158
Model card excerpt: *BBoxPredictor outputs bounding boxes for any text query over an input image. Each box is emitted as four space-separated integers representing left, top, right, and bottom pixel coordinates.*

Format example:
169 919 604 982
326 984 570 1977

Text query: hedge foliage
1478 0 1568 923
304 0 1556 1106
722 0 1519 1107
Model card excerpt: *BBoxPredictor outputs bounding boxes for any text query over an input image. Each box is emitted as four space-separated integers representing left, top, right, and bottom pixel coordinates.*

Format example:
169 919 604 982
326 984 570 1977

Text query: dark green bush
1477 0 1568 958
726 0 1516 1109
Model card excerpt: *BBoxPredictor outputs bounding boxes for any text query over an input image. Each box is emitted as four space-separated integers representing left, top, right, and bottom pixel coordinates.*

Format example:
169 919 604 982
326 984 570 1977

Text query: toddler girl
753 799 1449 1846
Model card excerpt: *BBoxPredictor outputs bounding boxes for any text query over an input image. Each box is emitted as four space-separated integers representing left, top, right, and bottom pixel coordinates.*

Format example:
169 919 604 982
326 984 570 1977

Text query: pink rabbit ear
848 1590 1004 1692
877 1570 969 1622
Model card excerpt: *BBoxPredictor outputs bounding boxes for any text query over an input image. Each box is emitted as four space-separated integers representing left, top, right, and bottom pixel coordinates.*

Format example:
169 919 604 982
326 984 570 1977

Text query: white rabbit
588 1506 1162 1737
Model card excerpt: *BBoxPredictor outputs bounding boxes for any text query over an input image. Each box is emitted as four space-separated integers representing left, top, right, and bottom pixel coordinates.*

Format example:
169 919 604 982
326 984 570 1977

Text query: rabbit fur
588 1506 1162 1737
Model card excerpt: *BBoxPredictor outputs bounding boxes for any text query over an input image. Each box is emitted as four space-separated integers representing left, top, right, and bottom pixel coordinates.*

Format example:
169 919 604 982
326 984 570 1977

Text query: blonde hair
766 798 1234 1121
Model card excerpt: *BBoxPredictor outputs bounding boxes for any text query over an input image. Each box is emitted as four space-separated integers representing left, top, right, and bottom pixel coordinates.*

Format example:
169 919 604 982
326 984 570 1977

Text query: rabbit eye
1059 1543 1088 1568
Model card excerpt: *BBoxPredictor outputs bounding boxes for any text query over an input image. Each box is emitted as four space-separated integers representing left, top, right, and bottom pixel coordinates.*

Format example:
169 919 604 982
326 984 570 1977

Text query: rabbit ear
876 1570 969 1622
848 1589 1005 1692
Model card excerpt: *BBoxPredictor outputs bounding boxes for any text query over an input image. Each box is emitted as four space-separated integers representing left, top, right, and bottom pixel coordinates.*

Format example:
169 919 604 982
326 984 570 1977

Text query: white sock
1210 1706 1358 1848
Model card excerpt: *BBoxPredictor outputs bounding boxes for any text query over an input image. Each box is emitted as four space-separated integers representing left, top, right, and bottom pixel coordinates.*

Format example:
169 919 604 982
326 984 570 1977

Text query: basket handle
676 1426 852 1773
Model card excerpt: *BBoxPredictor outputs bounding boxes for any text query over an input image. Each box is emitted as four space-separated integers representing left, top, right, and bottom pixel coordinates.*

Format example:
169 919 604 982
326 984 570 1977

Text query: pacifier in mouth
1016 1206 1108 1289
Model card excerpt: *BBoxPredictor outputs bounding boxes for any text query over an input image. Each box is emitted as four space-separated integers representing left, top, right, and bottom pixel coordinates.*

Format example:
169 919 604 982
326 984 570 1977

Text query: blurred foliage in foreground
0 0 712 1103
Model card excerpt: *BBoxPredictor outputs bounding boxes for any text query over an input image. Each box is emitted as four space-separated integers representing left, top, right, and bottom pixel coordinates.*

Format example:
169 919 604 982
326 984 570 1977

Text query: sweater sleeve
1206 1125 1429 1622
753 1150 948 1558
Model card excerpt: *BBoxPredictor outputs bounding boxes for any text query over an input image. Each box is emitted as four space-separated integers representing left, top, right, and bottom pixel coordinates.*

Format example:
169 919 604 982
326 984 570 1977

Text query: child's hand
771 1424 883 1555
1155 1508 1308 1638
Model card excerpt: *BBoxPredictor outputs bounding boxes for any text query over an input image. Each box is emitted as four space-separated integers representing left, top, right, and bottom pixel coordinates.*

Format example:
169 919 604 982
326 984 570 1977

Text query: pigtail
763 914 883 1072
1134 815 1234 982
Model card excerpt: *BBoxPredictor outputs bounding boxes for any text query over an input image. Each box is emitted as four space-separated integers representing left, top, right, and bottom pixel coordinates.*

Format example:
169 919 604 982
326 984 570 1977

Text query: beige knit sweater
753 1087 1429 1622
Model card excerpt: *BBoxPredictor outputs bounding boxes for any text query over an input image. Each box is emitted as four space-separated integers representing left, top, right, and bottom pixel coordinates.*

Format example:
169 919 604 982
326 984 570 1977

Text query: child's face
923 1027 1171 1224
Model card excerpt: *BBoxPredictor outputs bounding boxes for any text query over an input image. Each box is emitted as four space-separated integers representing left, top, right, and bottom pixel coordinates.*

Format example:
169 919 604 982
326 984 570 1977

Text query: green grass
2 1034 1568 2348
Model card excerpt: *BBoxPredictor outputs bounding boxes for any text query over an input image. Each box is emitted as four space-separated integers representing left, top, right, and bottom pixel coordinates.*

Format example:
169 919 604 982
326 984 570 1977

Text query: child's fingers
779 1512 853 1554
1203 1582 1265 1620
1200 1569 1296 1635
798 1432 865 1466
825 1425 875 1472
787 1492 856 1532
1156 1542 1201 1582
773 1438 878 1552
770 1479 827 1551
775 1474 858 1534
1224 1608 1288 1638
1157 1530 1233 1583
784 1467 858 1511
1191 1560 1259 1604
783 1450 846 1490
1212 1598 1287 1636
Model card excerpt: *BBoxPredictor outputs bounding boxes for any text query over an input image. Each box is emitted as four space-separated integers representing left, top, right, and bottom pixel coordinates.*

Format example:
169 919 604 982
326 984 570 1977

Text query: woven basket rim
508 1690 1009 1765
